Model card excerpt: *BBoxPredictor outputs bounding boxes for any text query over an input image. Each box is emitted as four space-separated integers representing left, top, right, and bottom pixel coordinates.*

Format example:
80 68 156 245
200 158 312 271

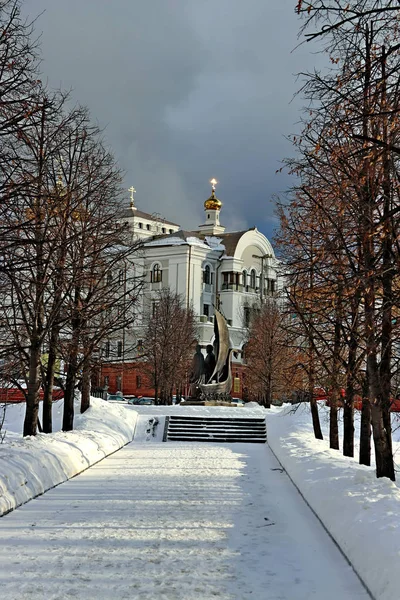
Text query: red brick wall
99 363 154 397
98 360 247 399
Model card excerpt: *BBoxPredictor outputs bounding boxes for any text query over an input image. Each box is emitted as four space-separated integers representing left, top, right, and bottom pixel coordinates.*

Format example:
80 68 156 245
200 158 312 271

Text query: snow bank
267 405 400 600
0 397 137 517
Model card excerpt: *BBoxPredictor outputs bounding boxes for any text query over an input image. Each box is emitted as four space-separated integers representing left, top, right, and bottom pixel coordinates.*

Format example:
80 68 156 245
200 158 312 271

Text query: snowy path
0 442 370 600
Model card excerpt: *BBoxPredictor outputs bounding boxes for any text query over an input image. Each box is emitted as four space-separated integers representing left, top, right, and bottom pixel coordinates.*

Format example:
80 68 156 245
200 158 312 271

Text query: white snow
267 404 400 600
0 430 369 599
1 399 399 598
0 397 137 516
186 236 210 248
144 235 210 249
144 234 226 251
145 236 186 247
204 235 225 251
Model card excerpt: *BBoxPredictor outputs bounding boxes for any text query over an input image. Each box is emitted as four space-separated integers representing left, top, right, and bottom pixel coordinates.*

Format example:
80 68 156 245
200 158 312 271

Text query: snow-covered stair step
165 415 267 443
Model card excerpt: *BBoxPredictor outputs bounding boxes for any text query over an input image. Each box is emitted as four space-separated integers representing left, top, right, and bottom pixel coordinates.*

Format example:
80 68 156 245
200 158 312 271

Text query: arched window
250 269 256 289
242 270 247 287
151 263 162 283
204 265 211 285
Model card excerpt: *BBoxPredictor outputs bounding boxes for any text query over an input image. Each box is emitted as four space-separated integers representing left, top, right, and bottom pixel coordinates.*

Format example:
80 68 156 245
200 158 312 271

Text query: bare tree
142 289 198 405
0 93 90 437
57 122 143 430
280 0 400 478
243 300 302 408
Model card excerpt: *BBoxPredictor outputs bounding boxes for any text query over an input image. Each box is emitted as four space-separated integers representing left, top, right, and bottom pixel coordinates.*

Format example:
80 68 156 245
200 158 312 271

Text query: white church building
101 181 279 397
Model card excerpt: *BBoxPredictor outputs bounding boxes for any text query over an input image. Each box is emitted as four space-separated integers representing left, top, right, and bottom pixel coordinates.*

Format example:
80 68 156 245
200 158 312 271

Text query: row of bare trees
276 1 400 480
0 1 143 435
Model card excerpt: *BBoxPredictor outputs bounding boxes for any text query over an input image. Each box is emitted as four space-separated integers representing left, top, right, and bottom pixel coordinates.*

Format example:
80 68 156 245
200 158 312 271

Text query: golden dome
204 188 222 211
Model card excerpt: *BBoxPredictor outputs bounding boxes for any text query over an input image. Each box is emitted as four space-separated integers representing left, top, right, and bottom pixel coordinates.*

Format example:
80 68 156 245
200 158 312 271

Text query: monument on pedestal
199 309 232 403
187 309 232 404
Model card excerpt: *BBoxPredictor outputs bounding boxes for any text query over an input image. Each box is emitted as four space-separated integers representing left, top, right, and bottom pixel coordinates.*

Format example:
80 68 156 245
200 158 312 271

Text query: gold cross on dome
128 186 136 207
210 178 218 192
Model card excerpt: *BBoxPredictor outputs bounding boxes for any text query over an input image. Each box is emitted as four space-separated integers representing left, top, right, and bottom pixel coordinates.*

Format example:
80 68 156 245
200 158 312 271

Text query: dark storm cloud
22 0 320 240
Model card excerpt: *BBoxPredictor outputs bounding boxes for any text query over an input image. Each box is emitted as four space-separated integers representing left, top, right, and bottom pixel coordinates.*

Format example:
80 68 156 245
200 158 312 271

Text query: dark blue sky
22 0 323 243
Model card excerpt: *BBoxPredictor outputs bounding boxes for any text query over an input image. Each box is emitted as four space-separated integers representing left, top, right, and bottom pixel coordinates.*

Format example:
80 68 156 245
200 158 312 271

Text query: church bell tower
198 178 226 236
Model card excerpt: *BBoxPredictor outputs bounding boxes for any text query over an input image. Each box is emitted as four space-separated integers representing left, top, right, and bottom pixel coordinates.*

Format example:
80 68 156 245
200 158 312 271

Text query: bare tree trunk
343 289 360 457
376 45 395 481
329 397 339 450
23 340 41 436
42 212 68 432
154 375 159 405
359 367 371 466
329 299 342 450
343 393 354 457
371 403 395 480
359 396 371 466
80 359 91 414
62 320 80 431
265 380 272 408
308 232 323 441
63 357 77 432
343 334 356 457
42 329 58 433
309 348 323 440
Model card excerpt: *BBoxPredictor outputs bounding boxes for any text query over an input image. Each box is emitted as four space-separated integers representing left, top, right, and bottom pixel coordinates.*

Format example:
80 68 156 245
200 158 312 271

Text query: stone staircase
164 415 267 443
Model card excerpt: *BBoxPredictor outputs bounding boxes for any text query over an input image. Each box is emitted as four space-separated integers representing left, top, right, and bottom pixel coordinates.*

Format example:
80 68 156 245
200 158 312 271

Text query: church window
138 222 143 229
151 263 162 283
242 271 247 287
169 229 173 234
117 341 123 357
146 223 150 230
203 304 209 317
162 227 166 233
204 265 211 285
250 269 256 289
105 341 110 358
152 300 159 317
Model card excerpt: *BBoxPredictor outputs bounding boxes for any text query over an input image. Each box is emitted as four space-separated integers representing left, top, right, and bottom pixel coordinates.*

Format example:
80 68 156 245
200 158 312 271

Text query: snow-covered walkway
0 440 370 600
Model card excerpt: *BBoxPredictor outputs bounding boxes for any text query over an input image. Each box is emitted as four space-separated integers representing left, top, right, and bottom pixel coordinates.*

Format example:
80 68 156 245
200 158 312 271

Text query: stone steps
165 415 267 443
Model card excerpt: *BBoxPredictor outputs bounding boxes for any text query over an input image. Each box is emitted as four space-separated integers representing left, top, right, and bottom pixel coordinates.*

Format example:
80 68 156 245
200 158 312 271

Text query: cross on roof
129 186 136 207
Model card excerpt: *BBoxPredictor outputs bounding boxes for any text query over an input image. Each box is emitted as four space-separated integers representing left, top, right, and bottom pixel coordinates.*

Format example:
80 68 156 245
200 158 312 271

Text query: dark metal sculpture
189 344 205 398
199 309 232 401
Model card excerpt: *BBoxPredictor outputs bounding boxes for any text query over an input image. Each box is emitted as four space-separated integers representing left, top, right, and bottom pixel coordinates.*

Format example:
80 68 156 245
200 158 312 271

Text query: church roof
144 229 205 248
217 229 255 257
144 228 257 255
119 206 180 227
